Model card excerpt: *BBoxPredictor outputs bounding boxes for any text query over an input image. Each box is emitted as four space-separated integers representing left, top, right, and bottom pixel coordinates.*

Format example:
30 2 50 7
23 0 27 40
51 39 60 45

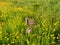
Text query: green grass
0 0 60 45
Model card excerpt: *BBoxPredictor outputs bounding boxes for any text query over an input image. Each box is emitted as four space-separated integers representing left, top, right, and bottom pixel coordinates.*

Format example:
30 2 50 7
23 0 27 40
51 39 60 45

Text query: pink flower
26 27 31 34
28 19 34 26
25 17 34 26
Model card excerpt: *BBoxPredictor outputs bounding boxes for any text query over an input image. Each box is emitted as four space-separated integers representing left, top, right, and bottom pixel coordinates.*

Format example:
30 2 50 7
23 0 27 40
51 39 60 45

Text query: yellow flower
40 16 43 18
13 32 15 34
13 38 15 40
0 32 2 34
45 27 48 31
5 37 7 38
0 2 11 7
53 22 59 26
2 44 5 45
6 33 8 35
15 32 18 36
57 37 59 39
53 37 55 39
21 30 23 32
18 7 23 10
12 24 16 29
12 41 15 43
16 36 19 39
7 44 10 45
42 19 47 26
42 32 45 35
26 39 29 44
32 43 35 45
0 14 4 18
50 34 54 37
14 7 23 11
51 41 55 44
7 38 9 40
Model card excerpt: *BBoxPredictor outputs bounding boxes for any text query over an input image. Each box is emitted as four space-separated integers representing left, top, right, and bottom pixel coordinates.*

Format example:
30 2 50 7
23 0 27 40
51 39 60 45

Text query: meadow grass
0 0 60 45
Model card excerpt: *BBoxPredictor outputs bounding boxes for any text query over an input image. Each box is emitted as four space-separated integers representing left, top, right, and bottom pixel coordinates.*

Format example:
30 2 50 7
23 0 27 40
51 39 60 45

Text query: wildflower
25 17 34 26
5 37 7 38
7 44 10 45
51 41 55 44
53 37 55 39
13 32 15 34
32 43 35 45
0 32 2 34
16 36 19 39
0 2 11 7
25 17 28 24
0 14 4 18
18 7 23 11
28 19 34 26
2 44 5 45
40 16 42 18
12 41 15 43
21 29 24 32
15 33 18 36
57 37 59 39
6 33 8 35
14 7 23 11
53 22 59 26
12 24 16 29
26 39 29 44
7 38 9 40
42 32 45 35
0 27 2 30
10 33 12 36
50 34 54 37
26 27 31 34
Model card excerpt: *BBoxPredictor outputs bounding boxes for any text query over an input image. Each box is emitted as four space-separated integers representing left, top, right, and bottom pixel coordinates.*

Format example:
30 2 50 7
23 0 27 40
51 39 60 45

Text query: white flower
25 17 28 24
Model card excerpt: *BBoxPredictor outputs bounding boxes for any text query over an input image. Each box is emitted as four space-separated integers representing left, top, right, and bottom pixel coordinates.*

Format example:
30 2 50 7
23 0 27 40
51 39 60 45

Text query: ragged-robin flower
26 27 31 34
28 19 34 26
25 17 34 26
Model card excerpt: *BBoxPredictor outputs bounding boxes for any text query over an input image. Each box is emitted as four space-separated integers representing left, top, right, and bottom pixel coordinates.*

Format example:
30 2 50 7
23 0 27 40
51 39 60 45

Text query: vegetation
0 0 60 45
